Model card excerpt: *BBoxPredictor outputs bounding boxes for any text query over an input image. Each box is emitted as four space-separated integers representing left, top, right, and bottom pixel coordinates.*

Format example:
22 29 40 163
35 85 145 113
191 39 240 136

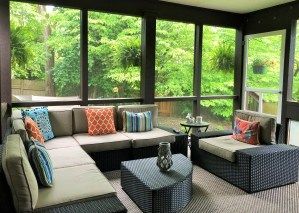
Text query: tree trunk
39 5 55 96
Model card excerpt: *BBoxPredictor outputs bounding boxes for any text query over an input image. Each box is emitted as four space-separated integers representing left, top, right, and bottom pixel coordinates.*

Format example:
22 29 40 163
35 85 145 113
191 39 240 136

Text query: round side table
180 121 210 135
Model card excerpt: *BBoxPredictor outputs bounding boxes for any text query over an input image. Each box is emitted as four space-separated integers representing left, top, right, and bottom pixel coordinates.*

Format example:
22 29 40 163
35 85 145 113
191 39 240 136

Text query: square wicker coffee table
121 154 193 213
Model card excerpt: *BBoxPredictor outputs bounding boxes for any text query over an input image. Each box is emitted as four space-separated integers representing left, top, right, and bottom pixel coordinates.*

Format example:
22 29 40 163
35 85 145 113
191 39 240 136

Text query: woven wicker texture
191 133 299 193
35 197 127 213
121 154 192 212
106 165 299 213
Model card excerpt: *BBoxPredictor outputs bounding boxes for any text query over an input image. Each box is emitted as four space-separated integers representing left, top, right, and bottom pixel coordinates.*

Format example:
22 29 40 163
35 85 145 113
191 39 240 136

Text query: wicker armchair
191 110 299 193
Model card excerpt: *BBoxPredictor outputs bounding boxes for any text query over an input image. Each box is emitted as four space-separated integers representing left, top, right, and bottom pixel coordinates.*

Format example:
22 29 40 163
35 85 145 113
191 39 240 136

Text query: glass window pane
155 101 193 131
246 34 283 90
292 20 299 102
202 26 236 95
88 12 141 99
245 92 279 116
10 2 81 102
155 20 194 97
200 99 233 131
289 120 299 146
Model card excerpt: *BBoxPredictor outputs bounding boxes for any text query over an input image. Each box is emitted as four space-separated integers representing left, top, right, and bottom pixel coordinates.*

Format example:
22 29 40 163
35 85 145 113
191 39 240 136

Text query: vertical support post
258 92 263 113
0 0 11 140
193 24 203 116
81 9 88 106
141 13 156 104
234 28 244 112
281 22 296 144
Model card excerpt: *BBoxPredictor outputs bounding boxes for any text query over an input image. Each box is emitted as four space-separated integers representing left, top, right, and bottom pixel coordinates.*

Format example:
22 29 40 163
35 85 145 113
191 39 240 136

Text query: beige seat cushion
122 128 175 148
2 134 38 212
235 110 277 144
199 135 257 162
72 106 117 134
49 109 73 137
48 146 95 169
44 136 80 150
35 164 116 210
117 104 158 131
73 132 131 153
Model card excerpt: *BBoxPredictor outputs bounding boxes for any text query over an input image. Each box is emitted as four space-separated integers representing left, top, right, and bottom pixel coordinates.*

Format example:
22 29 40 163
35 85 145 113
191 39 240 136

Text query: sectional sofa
0 104 188 212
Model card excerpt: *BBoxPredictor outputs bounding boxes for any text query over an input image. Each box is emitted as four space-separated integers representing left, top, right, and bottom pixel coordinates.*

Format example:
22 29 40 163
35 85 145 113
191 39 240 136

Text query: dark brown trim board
141 13 156 104
80 9 88 106
193 24 203 116
233 28 244 112
0 0 11 140
244 1 299 35
13 0 243 28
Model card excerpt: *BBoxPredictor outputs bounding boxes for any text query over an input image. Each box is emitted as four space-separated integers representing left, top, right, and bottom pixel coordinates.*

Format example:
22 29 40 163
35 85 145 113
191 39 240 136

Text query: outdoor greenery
293 21 299 102
9 2 299 129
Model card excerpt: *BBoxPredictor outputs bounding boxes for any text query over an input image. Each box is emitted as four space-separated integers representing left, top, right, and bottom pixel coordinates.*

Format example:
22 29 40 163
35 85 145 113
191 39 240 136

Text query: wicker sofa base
35 196 127 213
191 135 299 193
89 130 188 171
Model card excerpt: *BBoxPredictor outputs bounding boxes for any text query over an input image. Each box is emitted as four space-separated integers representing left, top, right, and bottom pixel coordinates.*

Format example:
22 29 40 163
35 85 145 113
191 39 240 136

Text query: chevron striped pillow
123 111 153 132
28 138 54 187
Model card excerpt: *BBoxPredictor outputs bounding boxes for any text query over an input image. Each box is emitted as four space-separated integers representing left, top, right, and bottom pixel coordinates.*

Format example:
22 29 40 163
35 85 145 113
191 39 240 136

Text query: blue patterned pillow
28 138 54 187
22 107 54 141
123 111 153 132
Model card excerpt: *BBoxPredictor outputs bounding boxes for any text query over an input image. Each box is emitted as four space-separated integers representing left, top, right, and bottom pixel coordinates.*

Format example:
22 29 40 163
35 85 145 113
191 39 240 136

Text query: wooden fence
12 79 46 101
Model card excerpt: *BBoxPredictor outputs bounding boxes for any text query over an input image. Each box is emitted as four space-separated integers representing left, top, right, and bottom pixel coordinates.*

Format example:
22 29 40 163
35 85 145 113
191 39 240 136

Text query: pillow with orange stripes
24 117 45 144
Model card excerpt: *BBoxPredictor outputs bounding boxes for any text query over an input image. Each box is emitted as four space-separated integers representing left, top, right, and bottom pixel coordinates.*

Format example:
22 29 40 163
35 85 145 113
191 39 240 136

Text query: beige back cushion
234 110 277 144
117 104 158 131
11 110 29 143
2 134 38 212
72 106 117 134
49 109 73 137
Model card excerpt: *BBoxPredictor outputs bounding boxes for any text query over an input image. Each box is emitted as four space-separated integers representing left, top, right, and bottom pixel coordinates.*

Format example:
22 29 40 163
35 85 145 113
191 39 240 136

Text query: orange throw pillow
85 108 116 136
24 117 45 144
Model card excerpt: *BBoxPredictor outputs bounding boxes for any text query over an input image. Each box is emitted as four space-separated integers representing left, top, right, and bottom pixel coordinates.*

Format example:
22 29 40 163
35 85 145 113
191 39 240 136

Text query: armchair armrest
192 130 233 140
236 144 299 192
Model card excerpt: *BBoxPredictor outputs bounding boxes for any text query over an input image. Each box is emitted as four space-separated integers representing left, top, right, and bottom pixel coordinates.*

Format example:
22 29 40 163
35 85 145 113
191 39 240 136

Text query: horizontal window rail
88 98 142 104
154 96 197 102
245 87 282 94
12 98 143 108
201 95 238 100
12 100 83 108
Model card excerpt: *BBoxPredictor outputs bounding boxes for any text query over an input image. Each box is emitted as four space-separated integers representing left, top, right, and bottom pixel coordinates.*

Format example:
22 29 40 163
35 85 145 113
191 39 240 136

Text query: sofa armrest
192 130 233 140
237 144 299 157
158 125 187 137
236 144 299 192
158 126 188 156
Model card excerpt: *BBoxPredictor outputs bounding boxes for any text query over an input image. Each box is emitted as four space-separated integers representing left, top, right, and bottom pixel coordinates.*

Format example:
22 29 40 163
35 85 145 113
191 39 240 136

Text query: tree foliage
10 2 299 122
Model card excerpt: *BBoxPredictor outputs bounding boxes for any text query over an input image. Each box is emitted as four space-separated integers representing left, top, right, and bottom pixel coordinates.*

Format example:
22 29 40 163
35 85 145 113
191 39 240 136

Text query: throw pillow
123 111 153 132
28 138 54 187
85 108 116 135
232 117 260 145
24 117 45 144
22 107 54 141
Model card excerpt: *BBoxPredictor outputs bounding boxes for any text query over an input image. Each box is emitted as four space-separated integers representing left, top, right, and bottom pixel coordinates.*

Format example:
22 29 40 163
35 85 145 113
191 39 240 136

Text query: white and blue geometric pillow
22 107 54 141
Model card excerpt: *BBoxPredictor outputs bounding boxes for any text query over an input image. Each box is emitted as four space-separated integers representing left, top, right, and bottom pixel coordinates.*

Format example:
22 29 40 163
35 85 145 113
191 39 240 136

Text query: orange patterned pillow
24 117 45 144
85 108 116 135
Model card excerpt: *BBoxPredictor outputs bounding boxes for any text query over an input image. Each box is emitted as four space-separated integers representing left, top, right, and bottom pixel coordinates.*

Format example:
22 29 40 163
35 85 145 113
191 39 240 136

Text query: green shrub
211 44 234 72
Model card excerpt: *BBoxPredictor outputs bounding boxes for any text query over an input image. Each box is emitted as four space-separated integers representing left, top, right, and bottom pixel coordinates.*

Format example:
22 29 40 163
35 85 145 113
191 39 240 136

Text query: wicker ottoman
121 154 193 213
